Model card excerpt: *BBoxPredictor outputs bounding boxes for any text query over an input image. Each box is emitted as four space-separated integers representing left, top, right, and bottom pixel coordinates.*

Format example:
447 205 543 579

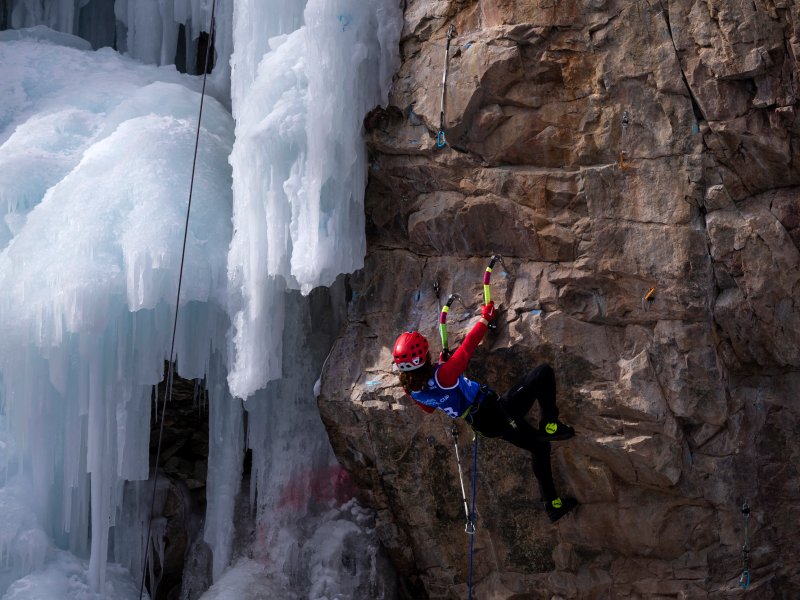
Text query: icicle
0 34 233 595
226 0 402 398
203 352 244 580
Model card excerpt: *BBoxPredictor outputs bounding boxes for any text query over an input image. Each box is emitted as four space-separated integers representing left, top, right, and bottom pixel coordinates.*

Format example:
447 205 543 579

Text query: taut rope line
138 1 217 596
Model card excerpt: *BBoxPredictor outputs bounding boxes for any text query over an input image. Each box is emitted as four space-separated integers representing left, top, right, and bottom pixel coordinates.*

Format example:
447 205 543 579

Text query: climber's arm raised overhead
436 302 495 388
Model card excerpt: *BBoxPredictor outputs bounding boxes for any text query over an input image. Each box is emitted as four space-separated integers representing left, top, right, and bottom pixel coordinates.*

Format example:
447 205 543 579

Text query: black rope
138 2 216 597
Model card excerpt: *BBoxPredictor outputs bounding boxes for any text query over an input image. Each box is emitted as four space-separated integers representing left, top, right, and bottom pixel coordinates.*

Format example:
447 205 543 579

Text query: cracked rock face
319 1 800 598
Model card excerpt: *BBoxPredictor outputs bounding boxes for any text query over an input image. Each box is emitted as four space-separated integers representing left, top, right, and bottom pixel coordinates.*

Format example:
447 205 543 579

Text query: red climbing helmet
393 331 429 371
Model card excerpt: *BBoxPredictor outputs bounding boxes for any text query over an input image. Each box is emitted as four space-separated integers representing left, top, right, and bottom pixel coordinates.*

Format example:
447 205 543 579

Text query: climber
392 301 578 523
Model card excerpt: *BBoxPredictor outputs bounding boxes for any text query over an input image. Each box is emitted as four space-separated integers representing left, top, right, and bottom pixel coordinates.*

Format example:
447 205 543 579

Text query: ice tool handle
439 293 465 361
483 254 509 329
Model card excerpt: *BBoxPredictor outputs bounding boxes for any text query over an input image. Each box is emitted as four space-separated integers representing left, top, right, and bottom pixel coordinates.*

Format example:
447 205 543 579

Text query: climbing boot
546 497 578 523
537 420 575 442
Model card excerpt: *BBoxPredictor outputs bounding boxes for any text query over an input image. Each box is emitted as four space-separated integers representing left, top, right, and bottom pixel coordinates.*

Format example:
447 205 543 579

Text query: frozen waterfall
0 0 402 599
227 0 401 398
0 25 234 598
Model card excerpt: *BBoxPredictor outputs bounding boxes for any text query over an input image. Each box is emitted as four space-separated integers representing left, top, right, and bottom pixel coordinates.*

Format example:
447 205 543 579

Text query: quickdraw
739 501 751 590
620 110 629 168
448 424 479 600
450 424 476 535
436 24 456 148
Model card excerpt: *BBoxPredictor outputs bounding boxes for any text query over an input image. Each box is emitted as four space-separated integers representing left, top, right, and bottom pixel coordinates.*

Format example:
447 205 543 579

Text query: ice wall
1 1 405 597
0 29 234 596
4 0 234 101
212 284 396 599
114 0 233 100
219 2 403 595
226 0 403 399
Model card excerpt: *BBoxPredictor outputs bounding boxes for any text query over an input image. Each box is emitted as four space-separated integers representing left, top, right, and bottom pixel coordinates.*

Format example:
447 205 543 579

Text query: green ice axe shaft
439 293 463 361
483 256 498 305
483 255 509 328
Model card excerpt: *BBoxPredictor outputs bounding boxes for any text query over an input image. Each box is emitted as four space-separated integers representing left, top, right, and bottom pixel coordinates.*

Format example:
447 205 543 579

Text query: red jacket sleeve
436 320 488 388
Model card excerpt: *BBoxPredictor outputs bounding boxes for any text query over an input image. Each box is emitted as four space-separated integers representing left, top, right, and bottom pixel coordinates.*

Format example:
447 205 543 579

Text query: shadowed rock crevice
146 367 210 600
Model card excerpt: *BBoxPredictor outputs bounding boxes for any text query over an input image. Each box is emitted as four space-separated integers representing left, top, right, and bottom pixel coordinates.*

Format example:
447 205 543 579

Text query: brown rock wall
321 0 800 597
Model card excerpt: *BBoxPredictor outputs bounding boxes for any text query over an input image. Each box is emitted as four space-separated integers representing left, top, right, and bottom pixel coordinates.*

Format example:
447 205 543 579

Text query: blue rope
467 435 478 600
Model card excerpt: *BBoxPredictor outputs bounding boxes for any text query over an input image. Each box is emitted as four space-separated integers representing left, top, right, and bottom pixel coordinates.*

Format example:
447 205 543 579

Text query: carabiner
465 518 476 535
739 570 750 590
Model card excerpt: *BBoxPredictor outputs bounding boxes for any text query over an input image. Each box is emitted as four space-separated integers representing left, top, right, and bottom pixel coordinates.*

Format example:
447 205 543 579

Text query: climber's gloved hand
481 301 496 323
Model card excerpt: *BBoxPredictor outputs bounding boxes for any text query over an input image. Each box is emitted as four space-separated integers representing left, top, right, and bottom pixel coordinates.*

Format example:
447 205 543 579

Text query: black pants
468 364 560 501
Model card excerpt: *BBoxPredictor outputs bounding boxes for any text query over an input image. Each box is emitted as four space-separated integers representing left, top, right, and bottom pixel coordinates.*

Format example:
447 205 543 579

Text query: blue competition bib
411 365 482 418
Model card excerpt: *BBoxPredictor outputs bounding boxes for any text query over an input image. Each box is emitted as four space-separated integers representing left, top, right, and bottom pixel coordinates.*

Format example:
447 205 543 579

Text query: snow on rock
2 550 146 600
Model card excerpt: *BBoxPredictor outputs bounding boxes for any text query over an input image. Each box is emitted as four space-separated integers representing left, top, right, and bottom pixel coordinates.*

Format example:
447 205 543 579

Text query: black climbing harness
138 2 216 598
437 24 456 148
739 500 751 590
